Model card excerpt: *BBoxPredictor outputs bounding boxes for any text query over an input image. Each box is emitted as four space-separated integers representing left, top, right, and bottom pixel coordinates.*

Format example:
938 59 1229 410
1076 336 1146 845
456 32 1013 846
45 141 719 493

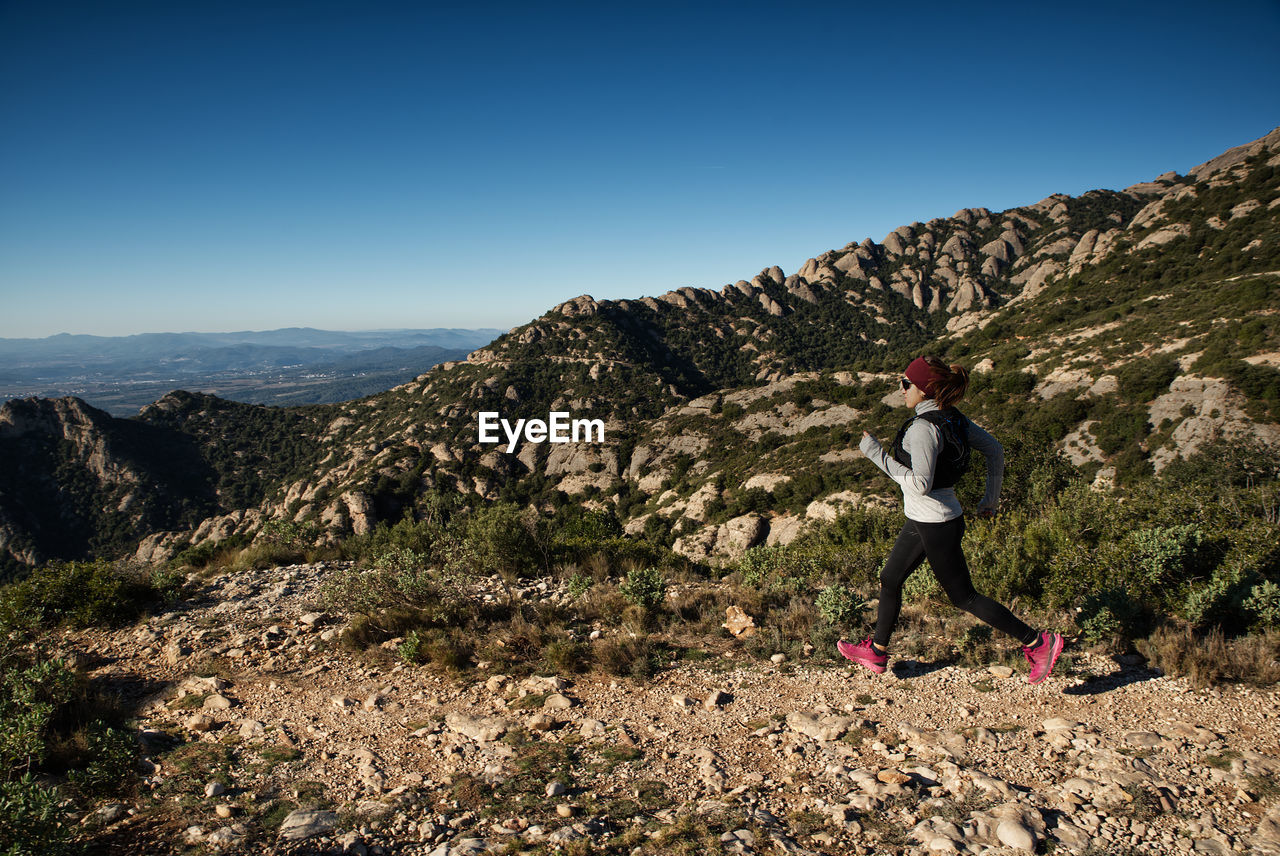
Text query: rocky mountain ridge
2 128 1278 572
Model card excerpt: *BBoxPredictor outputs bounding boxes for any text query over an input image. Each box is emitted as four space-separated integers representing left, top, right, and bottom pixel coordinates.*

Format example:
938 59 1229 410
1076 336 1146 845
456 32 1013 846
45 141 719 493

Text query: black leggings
873 516 1037 648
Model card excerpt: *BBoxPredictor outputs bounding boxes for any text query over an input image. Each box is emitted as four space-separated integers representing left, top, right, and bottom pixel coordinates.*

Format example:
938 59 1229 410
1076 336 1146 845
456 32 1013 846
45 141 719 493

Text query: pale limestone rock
1036 367 1093 399
1034 236 1077 258
996 820 1036 851
742 473 792 492
543 693 573 710
204 694 234 711
1088 375 1119 396
527 713 556 732
544 444 617 478
238 719 265 740
805 490 871 522
946 277 985 313
279 809 338 841
1129 198 1167 229
657 290 691 309
164 641 191 666
1148 375 1280 470
785 276 821 302
1061 421 1106 468
980 238 1013 262
939 233 971 259
1136 223 1191 249
764 515 807 547
445 712 509 743
552 295 599 316
1189 127 1280 178
1068 229 1099 266
786 712 855 742
723 606 756 638
681 482 723 522
186 714 215 733
672 526 718 561
758 293 785 316
719 514 767 557
1250 803 1280 854
1231 199 1262 219
703 690 731 710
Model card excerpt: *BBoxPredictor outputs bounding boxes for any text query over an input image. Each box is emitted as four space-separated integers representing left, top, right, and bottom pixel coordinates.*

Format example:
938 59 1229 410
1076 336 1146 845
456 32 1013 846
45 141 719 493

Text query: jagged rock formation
2 128 1278 571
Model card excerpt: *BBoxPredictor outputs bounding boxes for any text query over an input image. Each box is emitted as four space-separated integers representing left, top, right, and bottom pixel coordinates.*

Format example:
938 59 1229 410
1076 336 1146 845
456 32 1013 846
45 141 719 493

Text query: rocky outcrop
673 513 768 561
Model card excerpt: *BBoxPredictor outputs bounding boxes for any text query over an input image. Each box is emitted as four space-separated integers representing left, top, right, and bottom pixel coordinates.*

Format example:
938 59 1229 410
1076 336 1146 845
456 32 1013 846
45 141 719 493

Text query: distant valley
0 327 503 414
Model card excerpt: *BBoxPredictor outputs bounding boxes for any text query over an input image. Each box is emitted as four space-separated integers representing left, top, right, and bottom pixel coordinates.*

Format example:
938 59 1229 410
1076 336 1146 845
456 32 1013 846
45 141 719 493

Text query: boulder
719 514 767 557
445 712 509 743
786 712 855 742
279 809 339 841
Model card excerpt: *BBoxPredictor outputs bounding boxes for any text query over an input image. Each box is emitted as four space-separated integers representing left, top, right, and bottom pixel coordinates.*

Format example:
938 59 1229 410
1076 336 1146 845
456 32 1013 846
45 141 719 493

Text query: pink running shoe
1023 631 1065 684
837 637 888 674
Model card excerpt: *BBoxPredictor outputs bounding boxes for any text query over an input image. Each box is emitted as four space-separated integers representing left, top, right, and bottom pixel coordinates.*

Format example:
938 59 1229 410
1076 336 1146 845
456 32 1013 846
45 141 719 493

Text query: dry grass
1137 626 1280 687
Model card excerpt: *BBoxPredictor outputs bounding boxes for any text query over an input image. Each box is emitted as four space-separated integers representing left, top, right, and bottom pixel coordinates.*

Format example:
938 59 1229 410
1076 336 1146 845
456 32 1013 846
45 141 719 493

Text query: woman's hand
977 507 996 520
861 431 872 441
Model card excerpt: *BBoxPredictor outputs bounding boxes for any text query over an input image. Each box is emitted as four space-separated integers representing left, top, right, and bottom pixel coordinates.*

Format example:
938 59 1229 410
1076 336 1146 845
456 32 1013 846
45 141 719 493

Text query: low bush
3 559 173 629
619 567 667 611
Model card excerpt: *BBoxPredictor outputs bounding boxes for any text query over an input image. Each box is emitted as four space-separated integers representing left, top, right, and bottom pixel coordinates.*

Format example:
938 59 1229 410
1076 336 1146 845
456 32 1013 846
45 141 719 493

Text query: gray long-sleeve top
858 399 1004 522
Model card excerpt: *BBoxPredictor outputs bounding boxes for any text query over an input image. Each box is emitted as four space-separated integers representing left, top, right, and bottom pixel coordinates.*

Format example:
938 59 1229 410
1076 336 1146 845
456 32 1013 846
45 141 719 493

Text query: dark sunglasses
900 378 912 390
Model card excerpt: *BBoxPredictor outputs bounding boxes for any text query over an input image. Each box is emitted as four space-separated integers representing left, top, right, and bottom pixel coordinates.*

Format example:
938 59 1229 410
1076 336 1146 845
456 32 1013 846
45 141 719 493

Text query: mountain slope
2 128 1278 573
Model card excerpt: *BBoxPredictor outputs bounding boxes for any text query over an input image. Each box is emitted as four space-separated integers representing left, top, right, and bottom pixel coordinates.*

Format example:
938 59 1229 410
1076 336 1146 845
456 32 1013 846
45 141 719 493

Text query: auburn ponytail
924 357 969 408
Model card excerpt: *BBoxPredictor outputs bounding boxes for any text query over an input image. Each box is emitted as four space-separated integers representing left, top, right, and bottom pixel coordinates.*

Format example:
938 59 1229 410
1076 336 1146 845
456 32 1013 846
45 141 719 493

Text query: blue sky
2 0 1278 338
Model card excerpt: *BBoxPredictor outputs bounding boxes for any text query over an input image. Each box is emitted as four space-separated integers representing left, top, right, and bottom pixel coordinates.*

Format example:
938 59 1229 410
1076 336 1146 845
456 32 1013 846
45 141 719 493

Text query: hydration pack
891 408 972 489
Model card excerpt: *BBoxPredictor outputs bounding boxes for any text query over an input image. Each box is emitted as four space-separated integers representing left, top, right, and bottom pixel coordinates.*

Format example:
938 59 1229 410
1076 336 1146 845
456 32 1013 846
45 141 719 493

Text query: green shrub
1116 354 1180 403
734 545 826 591
1245 581 1280 628
567 573 592 600
619 567 667 611
398 630 426 665
466 503 549 578
0 658 77 779
4 560 163 629
815 585 863 627
67 722 136 797
1077 589 1146 647
1128 524 1205 593
0 773 69 856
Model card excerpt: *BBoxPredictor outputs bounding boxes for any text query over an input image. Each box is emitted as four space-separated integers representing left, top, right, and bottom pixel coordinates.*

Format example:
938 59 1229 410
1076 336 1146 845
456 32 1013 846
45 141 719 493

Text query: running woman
837 356 1064 684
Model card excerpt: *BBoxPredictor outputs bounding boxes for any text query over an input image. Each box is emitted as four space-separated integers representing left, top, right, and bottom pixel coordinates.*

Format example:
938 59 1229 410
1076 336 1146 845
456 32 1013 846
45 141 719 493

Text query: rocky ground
60 561 1280 855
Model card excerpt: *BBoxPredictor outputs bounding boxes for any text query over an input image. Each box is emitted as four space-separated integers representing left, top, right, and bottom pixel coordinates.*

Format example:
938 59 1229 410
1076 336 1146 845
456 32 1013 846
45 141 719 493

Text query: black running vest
891 408 972 489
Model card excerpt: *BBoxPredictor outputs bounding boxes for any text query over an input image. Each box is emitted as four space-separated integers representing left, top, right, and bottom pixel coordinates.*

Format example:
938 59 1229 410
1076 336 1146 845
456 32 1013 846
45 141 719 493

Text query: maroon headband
904 357 943 397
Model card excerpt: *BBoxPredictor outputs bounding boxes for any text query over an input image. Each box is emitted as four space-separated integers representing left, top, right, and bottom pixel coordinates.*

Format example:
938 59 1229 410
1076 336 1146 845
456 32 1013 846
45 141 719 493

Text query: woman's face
903 376 927 408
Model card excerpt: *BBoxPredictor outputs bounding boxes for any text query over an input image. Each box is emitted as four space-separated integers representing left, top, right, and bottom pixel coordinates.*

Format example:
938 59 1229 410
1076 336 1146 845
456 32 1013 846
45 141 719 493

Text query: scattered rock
543 693 573 710
203 694 234 711
445 712 509 743
278 809 339 841
704 690 731 710
723 606 756 638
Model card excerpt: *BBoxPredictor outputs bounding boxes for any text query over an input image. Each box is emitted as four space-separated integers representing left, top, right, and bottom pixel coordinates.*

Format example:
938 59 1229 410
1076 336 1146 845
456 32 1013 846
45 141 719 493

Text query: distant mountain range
0 327 504 414
2 129 1278 576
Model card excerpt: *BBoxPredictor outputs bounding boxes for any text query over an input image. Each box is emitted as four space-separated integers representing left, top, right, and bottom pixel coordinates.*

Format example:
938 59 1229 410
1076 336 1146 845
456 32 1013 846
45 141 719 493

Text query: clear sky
2 0 1278 338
